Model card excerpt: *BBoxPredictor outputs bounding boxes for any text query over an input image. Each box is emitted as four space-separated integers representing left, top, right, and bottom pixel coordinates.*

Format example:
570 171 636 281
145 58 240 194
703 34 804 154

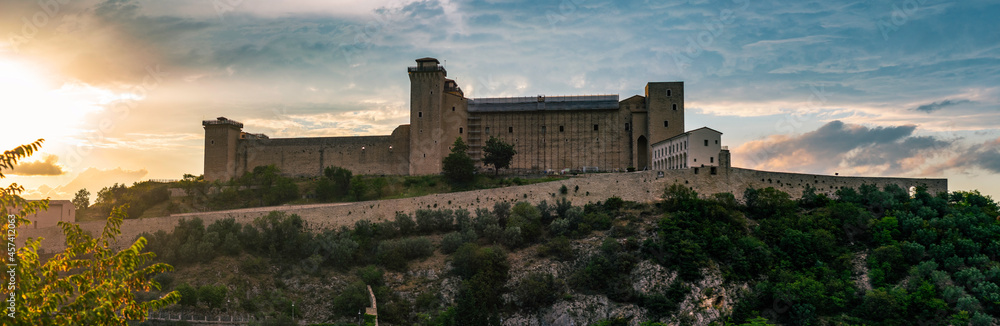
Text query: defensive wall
17 168 946 253
235 126 410 177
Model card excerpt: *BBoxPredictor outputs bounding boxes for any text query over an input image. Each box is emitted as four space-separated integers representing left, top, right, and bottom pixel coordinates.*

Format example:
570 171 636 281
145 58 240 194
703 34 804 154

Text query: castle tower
408 57 448 175
645 82 685 145
202 117 244 181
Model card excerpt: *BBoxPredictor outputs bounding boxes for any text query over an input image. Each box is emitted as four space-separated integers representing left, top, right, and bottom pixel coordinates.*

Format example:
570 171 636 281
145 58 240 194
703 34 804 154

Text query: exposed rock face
500 258 748 326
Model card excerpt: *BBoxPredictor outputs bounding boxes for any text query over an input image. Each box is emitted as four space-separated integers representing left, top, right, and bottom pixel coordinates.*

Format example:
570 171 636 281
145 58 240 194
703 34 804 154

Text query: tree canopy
1 140 179 325
482 136 516 176
442 137 475 183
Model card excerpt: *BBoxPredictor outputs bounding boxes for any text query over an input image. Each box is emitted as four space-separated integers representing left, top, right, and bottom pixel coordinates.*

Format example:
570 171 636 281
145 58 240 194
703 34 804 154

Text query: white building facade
651 127 722 170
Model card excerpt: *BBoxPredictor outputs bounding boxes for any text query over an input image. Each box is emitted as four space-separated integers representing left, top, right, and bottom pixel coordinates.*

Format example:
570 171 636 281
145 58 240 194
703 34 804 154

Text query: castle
203 57 727 181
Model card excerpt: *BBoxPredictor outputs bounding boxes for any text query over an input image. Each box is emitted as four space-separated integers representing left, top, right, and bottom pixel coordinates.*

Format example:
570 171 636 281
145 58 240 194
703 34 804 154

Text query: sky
1 0 998 201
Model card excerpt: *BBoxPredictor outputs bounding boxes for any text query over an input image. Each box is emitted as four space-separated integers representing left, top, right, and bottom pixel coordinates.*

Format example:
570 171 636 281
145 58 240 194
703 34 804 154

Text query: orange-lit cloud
9 154 64 176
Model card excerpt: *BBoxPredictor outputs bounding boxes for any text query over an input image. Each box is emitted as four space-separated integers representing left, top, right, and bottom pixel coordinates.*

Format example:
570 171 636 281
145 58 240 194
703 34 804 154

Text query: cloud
913 99 973 113
926 137 1000 175
30 167 148 199
734 120 951 176
9 155 65 176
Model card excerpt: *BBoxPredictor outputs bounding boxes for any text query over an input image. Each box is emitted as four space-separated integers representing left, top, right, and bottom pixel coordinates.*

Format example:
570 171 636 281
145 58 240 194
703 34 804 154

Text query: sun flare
0 56 127 153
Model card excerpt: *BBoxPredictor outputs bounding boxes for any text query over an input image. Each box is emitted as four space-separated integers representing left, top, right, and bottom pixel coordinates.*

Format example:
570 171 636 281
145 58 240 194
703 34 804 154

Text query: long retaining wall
16 168 946 252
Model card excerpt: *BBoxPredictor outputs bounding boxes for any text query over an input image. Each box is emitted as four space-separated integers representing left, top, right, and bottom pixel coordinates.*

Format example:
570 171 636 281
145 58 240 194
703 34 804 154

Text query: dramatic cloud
3 0 999 197
734 121 951 176
9 155 65 176
913 99 973 113
927 137 1000 175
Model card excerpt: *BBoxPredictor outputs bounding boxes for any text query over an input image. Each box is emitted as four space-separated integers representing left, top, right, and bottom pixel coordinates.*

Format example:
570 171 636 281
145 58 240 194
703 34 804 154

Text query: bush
197 285 227 309
473 208 499 234
559 185 569 195
500 226 524 249
538 236 575 261
512 272 565 310
176 283 198 307
394 212 416 236
441 230 478 254
508 202 542 243
584 212 612 230
357 265 384 287
493 202 511 227
377 237 434 270
333 281 371 317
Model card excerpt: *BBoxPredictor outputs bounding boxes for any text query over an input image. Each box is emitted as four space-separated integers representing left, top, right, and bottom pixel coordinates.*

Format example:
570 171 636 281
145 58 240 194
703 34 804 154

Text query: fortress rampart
232 125 411 177
17 168 946 253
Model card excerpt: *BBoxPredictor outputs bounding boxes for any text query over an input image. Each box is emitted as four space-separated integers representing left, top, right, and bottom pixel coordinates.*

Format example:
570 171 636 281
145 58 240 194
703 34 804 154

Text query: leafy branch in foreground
1 140 179 325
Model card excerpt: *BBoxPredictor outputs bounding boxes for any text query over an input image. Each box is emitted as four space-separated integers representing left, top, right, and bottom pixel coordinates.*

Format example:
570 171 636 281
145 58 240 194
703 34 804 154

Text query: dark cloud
913 99 973 113
928 138 1000 174
10 155 65 176
735 121 950 175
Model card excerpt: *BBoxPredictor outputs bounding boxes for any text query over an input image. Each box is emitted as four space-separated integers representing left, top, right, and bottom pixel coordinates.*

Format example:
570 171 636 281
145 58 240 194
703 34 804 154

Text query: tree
1 140 179 325
72 188 90 210
442 137 475 183
316 166 352 201
483 136 516 176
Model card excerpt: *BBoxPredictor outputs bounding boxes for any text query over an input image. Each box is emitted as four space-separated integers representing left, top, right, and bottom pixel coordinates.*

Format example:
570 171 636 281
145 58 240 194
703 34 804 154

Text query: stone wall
473 109 632 172
16 168 946 253
234 126 410 177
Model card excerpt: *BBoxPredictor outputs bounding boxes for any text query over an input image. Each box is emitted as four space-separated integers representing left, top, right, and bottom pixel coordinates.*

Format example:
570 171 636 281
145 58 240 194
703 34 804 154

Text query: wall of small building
687 129 722 168
473 108 632 172
23 200 75 229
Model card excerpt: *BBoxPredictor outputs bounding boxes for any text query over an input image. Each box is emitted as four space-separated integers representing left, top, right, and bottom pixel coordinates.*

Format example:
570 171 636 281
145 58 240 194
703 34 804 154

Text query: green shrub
197 284 227 309
441 230 478 254
377 237 434 270
538 236 575 261
559 185 569 195
512 272 565 310
584 212 612 230
394 212 416 236
500 226 524 249
333 281 371 317
176 283 198 307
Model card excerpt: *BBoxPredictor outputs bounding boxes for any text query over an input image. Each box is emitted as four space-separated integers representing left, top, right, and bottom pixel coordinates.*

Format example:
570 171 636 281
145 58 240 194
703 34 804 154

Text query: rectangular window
667 89 672 97
459 127 463 134
715 140 719 144
418 111 423 118
559 126 564 132
710 157 714 163
508 127 513 133
625 123 630 131
672 104 677 110
485 127 490 133
704 139 709 146
542 125 546 132
593 124 599 131
664 121 668 127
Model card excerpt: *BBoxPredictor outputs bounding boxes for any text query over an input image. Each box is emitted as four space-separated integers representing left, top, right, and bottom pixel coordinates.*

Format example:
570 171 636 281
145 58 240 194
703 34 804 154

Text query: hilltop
129 183 999 326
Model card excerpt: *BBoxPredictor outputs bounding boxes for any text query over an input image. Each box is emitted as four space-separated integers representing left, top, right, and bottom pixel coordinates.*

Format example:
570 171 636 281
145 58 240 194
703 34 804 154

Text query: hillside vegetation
134 183 1000 326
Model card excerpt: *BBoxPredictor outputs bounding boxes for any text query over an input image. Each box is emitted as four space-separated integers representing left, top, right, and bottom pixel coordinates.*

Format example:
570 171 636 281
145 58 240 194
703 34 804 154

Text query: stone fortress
200 56 947 198
203 57 722 181
16 57 950 253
